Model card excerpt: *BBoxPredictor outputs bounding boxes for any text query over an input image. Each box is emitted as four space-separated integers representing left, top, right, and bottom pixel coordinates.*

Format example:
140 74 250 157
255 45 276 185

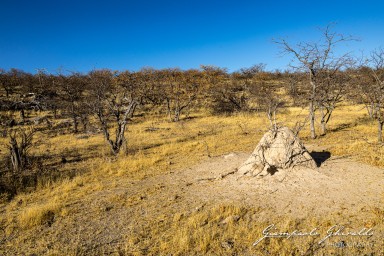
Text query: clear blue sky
1 0 384 73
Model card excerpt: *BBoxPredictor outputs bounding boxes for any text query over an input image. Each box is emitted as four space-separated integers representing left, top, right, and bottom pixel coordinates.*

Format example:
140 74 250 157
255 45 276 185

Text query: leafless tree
355 48 384 142
160 68 201 121
0 69 19 98
88 70 139 155
248 80 285 129
275 24 356 138
238 63 266 77
201 65 245 114
116 69 158 116
353 66 378 118
316 69 353 135
8 127 35 173
34 70 60 119
56 72 87 133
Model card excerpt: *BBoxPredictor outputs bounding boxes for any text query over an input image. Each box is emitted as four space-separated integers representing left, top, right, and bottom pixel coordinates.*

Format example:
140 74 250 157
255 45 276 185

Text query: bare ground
1 145 384 255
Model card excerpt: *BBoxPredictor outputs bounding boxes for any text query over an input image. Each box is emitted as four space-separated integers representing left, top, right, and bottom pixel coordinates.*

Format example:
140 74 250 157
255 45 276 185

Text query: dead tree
251 82 285 130
8 128 35 173
160 69 201 121
356 49 384 142
201 65 243 114
369 49 384 142
316 69 353 135
88 70 139 155
229 64 269 112
353 67 378 119
0 69 19 98
275 24 356 138
35 71 60 119
56 72 87 133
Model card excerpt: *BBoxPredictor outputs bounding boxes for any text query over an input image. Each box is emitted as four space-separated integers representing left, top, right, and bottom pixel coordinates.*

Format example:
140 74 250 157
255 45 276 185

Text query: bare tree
0 69 19 98
34 70 60 119
252 82 285 130
88 70 139 155
275 24 356 138
316 69 353 135
355 48 384 142
116 69 157 117
370 49 384 142
8 127 35 173
201 65 244 114
161 68 201 121
238 63 266 77
353 66 378 119
56 72 87 133
129 68 162 107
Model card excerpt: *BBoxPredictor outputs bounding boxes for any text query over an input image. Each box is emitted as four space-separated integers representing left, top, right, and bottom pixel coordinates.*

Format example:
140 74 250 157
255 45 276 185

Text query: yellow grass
0 104 383 255
18 199 61 229
123 203 383 255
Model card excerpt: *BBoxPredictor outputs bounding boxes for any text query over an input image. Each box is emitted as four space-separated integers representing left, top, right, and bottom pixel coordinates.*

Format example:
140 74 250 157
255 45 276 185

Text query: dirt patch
174 148 383 220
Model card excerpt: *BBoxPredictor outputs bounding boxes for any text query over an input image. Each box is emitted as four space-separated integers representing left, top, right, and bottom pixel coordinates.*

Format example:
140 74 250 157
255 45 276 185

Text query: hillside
0 105 383 255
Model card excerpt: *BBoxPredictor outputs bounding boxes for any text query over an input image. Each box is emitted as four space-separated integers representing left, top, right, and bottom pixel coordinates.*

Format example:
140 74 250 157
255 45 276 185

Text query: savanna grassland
0 102 383 255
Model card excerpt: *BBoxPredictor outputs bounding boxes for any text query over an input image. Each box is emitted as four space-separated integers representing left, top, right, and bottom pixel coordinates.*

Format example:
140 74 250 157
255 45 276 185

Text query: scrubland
0 104 383 255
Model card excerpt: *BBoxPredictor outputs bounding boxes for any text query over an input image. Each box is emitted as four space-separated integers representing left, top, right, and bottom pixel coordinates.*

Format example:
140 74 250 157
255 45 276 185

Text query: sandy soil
115 144 384 221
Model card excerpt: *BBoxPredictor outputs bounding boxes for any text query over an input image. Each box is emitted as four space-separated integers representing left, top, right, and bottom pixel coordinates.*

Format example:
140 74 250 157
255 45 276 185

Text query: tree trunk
320 106 326 136
373 103 378 119
20 109 25 123
378 120 383 143
309 101 316 139
321 121 326 136
10 137 22 173
129 103 137 118
366 102 376 119
309 72 316 139
8 130 33 173
174 109 180 122
81 115 88 132
174 96 181 122
98 100 138 155
366 103 373 119
174 98 181 122
72 115 78 133
166 98 172 121
53 107 58 119
113 121 126 155
97 109 111 145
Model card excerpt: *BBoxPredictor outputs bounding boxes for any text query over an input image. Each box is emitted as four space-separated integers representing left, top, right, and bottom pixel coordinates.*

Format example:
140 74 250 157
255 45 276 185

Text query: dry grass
0 104 383 255
124 204 383 255
18 200 61 229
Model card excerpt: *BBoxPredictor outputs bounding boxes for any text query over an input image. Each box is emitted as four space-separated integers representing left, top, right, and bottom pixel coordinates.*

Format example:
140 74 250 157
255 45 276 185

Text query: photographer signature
253 224 374 246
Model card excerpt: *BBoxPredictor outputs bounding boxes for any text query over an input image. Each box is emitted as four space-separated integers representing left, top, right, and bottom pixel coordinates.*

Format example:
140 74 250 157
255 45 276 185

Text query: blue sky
1 0 384 73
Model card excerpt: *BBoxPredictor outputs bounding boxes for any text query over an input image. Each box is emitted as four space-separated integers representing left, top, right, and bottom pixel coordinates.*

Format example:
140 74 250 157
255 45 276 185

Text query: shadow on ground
310 151 331 167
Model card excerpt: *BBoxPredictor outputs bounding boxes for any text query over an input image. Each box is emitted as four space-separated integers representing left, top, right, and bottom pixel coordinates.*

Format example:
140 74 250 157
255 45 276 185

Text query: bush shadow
310 151 331 167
